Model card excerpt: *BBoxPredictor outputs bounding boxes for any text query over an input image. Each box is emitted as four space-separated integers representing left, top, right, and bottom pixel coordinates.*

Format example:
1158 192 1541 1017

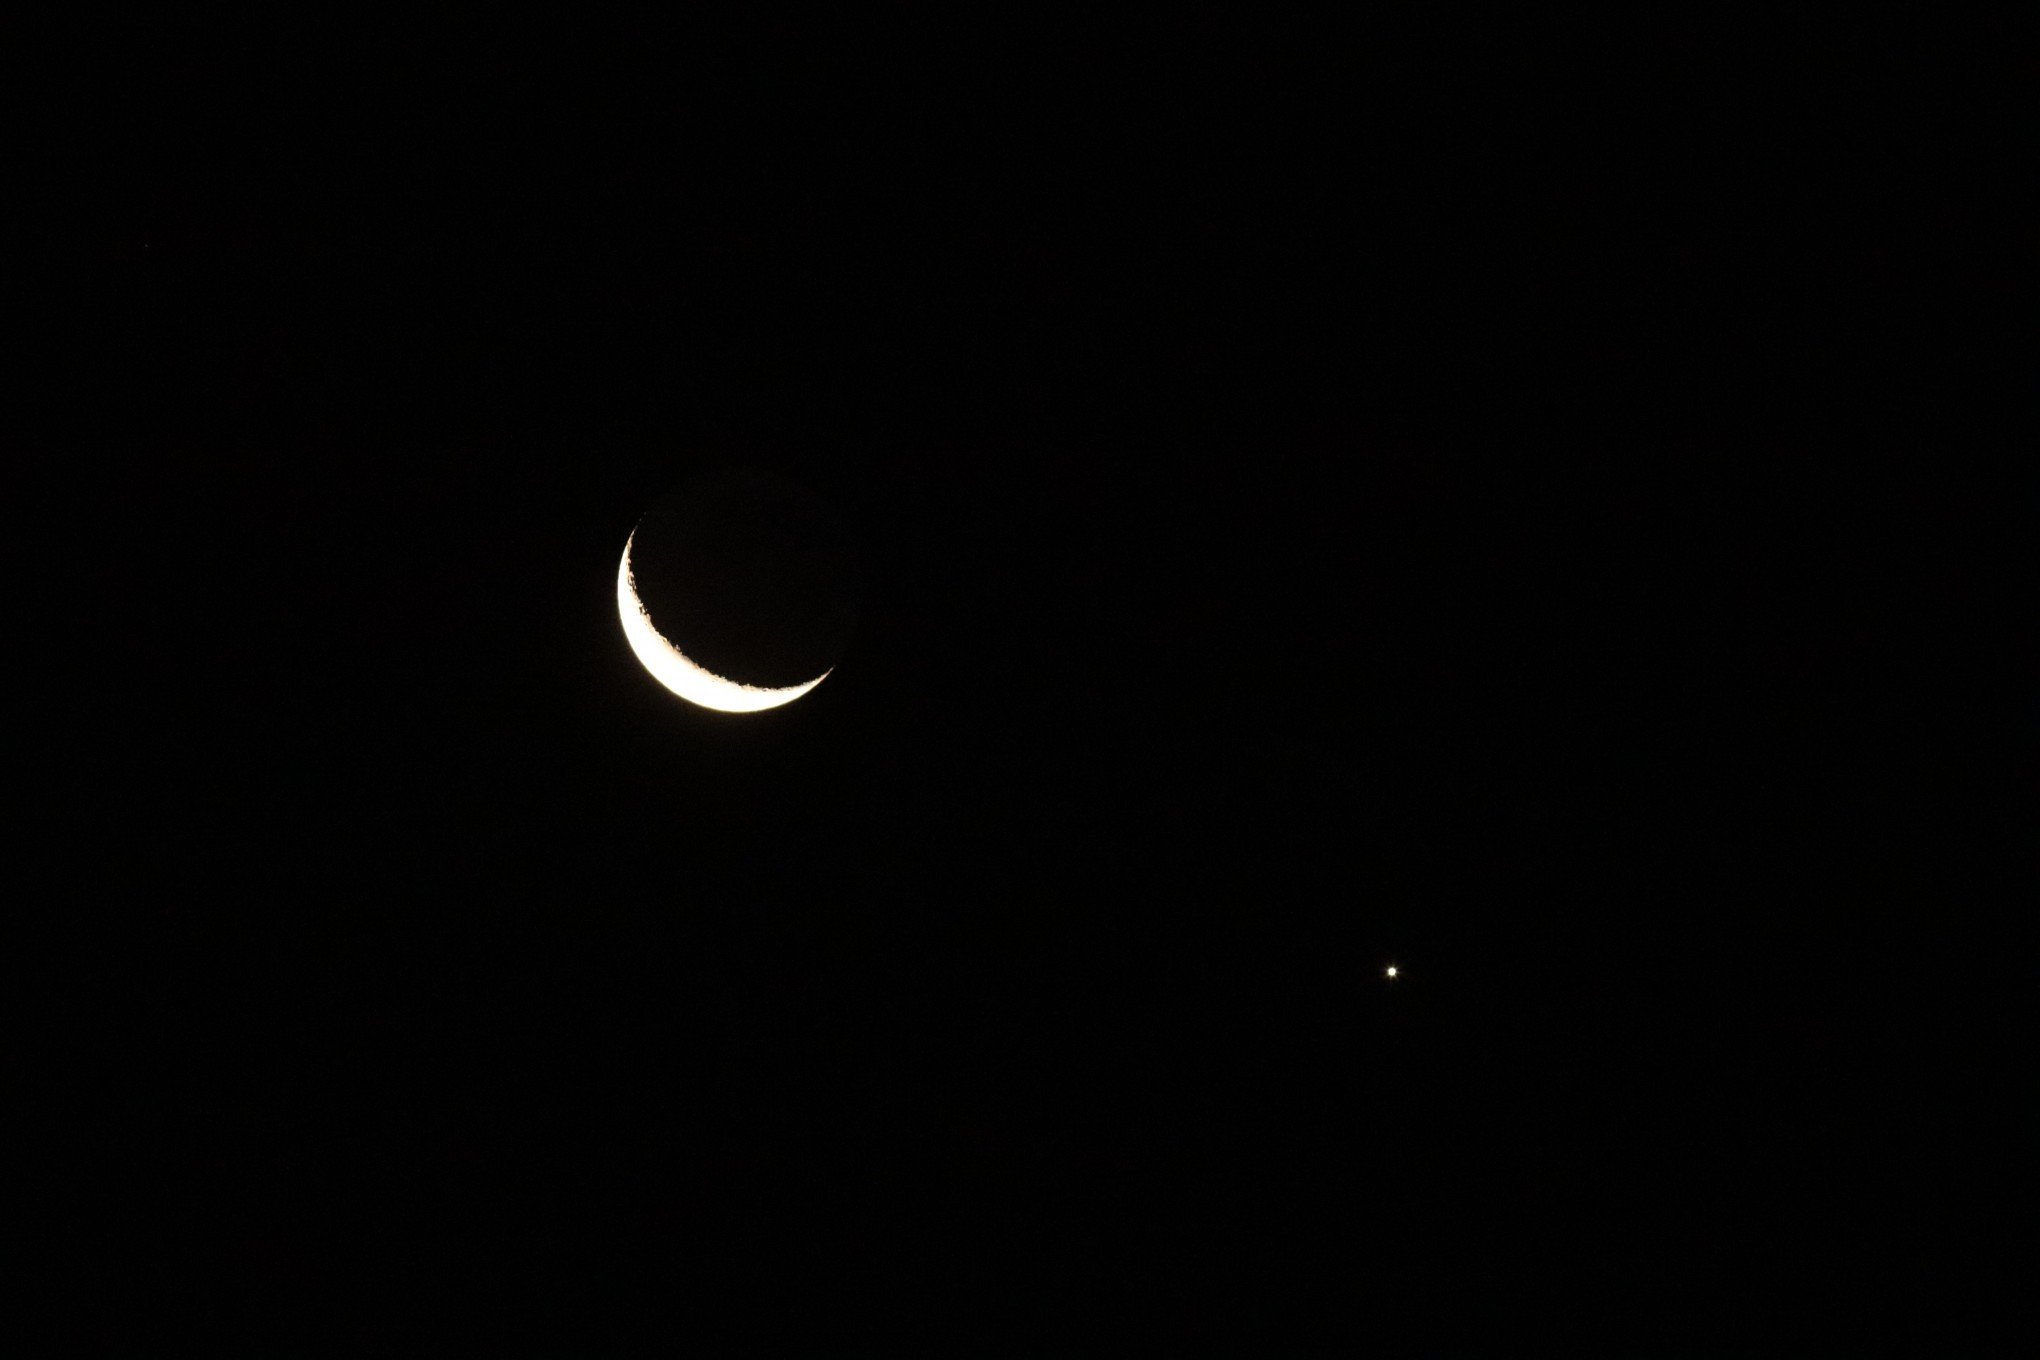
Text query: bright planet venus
618 467 860 713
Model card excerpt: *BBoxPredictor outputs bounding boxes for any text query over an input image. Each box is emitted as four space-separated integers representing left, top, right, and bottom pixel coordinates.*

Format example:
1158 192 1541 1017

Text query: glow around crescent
617 532 831 713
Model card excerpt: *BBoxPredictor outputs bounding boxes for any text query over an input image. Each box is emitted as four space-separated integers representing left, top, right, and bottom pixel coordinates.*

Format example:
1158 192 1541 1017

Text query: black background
23 12 2019 1355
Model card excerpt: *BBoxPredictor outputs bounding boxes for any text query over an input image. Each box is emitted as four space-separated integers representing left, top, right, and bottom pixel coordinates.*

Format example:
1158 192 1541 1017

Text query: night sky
24 13 2015 1355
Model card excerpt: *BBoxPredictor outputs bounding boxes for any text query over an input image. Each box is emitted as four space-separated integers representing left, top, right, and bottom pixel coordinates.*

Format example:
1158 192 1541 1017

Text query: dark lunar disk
628 466 862 691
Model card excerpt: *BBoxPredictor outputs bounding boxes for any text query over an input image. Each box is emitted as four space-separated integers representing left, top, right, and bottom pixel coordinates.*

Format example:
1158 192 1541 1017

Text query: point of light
1385 965 1398 979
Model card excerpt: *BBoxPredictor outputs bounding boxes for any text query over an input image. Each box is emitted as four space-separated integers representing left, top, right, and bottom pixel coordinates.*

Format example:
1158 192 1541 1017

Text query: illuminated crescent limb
617 533 830 713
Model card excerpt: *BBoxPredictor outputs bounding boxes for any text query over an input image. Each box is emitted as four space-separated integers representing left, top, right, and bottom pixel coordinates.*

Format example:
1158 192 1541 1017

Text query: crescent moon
616 531 831 713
